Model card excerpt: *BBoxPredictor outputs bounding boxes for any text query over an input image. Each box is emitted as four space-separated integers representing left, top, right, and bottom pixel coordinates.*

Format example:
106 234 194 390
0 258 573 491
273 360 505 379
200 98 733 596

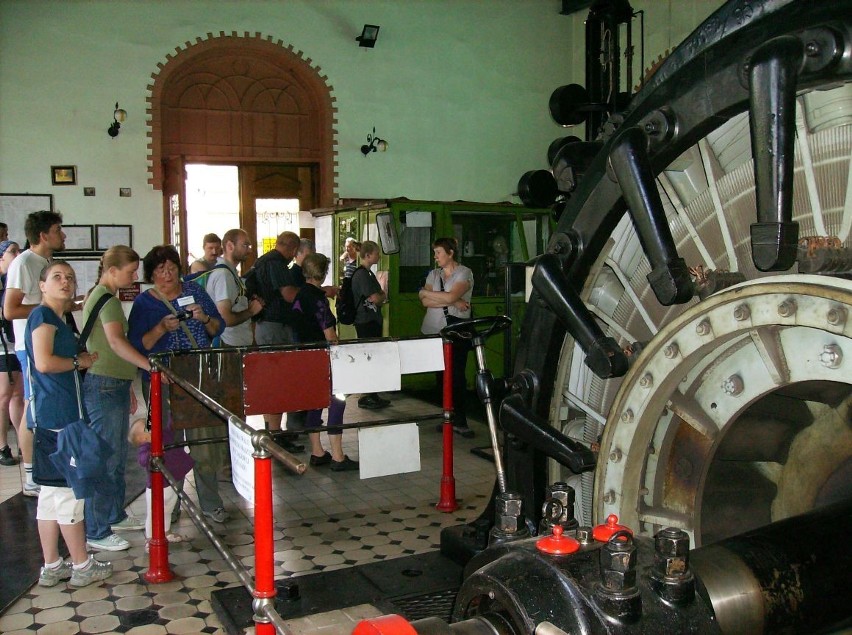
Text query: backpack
243 266 262 303
335 270 363 326
184 263 241 297
243 251 281 321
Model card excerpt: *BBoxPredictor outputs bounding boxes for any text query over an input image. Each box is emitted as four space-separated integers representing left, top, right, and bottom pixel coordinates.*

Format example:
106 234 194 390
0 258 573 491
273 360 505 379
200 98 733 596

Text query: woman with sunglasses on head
128 245 227 524
26 261 112 588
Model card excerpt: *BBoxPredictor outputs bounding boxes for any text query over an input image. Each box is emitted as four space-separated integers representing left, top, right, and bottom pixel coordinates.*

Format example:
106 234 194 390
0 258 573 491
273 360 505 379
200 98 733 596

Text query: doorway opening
183 163 308 270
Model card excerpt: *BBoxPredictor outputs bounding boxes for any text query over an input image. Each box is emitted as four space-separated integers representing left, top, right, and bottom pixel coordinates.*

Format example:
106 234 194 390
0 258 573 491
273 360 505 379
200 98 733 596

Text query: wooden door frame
164 159 320 270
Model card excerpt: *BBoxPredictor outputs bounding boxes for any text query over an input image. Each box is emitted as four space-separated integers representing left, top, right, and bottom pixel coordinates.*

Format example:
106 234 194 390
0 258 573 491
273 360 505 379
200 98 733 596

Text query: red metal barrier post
144 368 175 583
436 339 458 512
252 435 277 634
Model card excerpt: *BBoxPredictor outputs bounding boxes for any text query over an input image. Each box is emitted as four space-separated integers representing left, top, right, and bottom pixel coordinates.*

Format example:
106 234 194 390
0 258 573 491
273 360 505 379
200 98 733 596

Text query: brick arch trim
147 32 337 206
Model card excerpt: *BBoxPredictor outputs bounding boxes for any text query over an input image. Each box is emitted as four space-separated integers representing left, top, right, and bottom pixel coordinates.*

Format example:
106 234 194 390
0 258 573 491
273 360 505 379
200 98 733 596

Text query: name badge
177 295 195 307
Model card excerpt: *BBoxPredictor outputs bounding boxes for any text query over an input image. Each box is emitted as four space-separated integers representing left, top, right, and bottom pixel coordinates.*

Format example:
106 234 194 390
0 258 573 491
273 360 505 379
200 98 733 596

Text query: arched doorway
147 33 337 265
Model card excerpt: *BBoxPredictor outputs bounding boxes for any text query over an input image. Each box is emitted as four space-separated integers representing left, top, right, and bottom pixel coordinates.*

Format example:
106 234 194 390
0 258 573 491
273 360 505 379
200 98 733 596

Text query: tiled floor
0 393 496 634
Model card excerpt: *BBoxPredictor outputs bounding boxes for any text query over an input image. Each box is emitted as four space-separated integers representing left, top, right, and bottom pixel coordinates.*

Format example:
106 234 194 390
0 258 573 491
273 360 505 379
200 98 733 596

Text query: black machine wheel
514 0 852 547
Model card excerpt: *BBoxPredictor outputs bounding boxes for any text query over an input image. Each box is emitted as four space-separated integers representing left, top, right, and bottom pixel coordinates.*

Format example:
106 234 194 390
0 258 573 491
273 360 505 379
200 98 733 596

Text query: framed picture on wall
62 224 95 251
95 224 133 250
51 166 77 186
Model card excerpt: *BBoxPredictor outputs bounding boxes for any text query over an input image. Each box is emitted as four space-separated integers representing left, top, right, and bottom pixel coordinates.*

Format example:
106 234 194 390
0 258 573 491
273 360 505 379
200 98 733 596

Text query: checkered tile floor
0 394 495 634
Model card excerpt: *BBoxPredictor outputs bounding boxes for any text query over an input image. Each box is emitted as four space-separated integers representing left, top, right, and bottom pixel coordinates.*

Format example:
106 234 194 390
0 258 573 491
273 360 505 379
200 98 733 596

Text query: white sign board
228 414 267 503
398 337 444 374
330 341 401 394
358 423 421 479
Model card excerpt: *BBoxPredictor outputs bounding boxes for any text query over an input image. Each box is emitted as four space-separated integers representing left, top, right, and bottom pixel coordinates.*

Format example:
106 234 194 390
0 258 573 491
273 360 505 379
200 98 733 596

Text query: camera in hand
175 309 192 321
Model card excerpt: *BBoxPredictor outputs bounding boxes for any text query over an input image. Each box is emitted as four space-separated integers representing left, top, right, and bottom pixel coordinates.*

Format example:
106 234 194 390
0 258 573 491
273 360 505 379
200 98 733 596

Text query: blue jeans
82 374 132 540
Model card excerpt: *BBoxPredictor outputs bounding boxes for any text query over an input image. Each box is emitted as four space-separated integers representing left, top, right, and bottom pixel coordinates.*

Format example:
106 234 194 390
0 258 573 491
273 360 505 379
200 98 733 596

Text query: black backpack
244 251 277 321
335 270 362 326
243 265 262 303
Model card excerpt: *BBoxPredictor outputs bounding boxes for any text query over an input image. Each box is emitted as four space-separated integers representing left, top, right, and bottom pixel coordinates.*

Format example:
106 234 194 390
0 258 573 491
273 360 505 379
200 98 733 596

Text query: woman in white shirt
419 237 474 437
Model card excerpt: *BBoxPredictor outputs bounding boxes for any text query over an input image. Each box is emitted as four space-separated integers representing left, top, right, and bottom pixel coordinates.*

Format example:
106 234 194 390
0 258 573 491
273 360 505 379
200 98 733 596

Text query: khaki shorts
36 486 85 525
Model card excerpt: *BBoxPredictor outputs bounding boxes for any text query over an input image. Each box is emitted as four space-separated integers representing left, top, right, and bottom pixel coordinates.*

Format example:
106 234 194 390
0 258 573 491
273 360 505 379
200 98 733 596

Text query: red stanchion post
252 442 276 634
436 339 458 512
144 368 175 583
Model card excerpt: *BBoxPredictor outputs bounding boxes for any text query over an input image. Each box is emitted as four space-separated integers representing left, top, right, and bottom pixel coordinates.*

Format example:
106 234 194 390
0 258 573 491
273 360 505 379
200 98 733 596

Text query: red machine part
592 514 632 542
536 524 581 555
353 614 418 635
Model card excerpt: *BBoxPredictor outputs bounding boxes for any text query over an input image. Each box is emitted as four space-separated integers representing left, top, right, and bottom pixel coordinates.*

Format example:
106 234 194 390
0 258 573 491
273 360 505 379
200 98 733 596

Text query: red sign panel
242 349 331 415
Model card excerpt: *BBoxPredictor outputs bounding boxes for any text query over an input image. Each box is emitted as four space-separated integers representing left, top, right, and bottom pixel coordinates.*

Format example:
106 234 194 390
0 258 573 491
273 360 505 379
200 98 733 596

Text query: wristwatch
73 355 80 370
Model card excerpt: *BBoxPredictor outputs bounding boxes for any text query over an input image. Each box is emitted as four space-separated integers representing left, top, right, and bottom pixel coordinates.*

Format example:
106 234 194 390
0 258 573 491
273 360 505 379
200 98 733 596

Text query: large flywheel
514 0 852 547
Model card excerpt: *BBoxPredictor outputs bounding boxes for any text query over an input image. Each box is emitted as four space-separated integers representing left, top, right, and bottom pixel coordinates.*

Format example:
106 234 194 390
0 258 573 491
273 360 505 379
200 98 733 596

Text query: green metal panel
324 198 548 386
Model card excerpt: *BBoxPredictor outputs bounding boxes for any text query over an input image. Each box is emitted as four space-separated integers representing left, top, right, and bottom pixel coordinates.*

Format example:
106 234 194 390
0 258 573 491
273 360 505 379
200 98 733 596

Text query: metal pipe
691 499 852 635
473 344 507 494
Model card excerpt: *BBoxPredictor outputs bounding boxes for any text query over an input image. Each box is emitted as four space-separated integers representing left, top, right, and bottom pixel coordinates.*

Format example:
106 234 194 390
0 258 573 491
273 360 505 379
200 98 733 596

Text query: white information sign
228 414 267 503
398 337 444 374
358 423 421 479
330 341 401 394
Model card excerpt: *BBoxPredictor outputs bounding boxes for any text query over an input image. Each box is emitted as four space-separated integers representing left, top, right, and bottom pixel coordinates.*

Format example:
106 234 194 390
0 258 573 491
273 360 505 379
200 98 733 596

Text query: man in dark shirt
251 231 305 450
352 240 390 409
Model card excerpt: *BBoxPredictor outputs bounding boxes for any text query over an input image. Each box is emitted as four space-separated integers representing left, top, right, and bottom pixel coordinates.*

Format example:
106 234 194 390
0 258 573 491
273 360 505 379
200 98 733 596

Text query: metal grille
390 587 459 623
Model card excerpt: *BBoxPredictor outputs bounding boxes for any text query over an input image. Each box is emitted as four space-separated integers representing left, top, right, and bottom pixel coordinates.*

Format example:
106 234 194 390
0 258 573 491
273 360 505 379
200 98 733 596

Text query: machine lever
441 316 514 494
500 393 596 474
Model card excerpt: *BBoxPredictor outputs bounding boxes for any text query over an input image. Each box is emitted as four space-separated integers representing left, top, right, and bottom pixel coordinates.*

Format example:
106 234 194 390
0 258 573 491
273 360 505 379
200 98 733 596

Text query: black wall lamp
356 24 380 48
361 127 388 156
108 102 127 138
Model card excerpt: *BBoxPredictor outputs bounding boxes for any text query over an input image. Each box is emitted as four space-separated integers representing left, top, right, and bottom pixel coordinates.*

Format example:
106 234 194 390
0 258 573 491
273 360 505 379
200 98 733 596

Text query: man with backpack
351 240 390 410
205 228 263 347
247 231 305 451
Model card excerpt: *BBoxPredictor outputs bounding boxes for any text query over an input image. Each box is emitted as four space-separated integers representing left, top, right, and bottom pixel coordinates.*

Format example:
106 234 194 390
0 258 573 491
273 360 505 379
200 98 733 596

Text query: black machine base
210 551 463 634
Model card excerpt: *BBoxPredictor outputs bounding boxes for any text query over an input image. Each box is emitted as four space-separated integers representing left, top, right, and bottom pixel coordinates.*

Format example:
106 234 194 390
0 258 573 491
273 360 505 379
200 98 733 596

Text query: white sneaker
23 482 41 497
87 533 130 552
111 514 144 531
38 560 72 587
69 558 113 587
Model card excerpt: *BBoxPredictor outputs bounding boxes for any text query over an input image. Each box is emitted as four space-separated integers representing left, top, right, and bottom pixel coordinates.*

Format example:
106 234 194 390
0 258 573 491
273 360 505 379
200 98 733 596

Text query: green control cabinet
312 199 552 388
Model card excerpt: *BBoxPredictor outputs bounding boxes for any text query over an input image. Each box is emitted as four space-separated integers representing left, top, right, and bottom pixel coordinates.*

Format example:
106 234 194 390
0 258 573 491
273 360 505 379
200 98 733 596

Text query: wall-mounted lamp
108 102 127 138
356 24 380 48
361 127 388 156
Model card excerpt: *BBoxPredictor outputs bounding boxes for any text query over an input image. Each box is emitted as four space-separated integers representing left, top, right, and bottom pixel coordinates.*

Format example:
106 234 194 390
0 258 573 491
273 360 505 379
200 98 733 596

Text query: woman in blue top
26 261 112 588
127 246 228 523
128 245 223 355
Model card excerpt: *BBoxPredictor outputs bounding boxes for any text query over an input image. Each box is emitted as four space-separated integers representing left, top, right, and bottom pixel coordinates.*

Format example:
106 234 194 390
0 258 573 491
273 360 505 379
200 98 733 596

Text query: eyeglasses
153 263 179 276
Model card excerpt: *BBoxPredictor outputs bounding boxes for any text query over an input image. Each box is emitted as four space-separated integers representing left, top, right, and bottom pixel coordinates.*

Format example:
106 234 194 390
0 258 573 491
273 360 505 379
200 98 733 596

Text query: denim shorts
16 350 32 416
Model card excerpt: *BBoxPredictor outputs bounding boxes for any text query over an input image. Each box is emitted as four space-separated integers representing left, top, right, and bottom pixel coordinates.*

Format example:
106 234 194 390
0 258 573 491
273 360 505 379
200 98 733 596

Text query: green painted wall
0 0 723 254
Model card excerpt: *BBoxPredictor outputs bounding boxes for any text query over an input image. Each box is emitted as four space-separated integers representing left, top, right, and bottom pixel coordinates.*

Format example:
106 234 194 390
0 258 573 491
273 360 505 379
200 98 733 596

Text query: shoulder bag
49 370 114 498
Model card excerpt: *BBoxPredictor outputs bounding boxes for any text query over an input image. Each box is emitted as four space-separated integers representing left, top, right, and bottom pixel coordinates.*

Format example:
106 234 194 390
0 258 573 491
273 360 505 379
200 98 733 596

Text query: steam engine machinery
358 0 852 632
